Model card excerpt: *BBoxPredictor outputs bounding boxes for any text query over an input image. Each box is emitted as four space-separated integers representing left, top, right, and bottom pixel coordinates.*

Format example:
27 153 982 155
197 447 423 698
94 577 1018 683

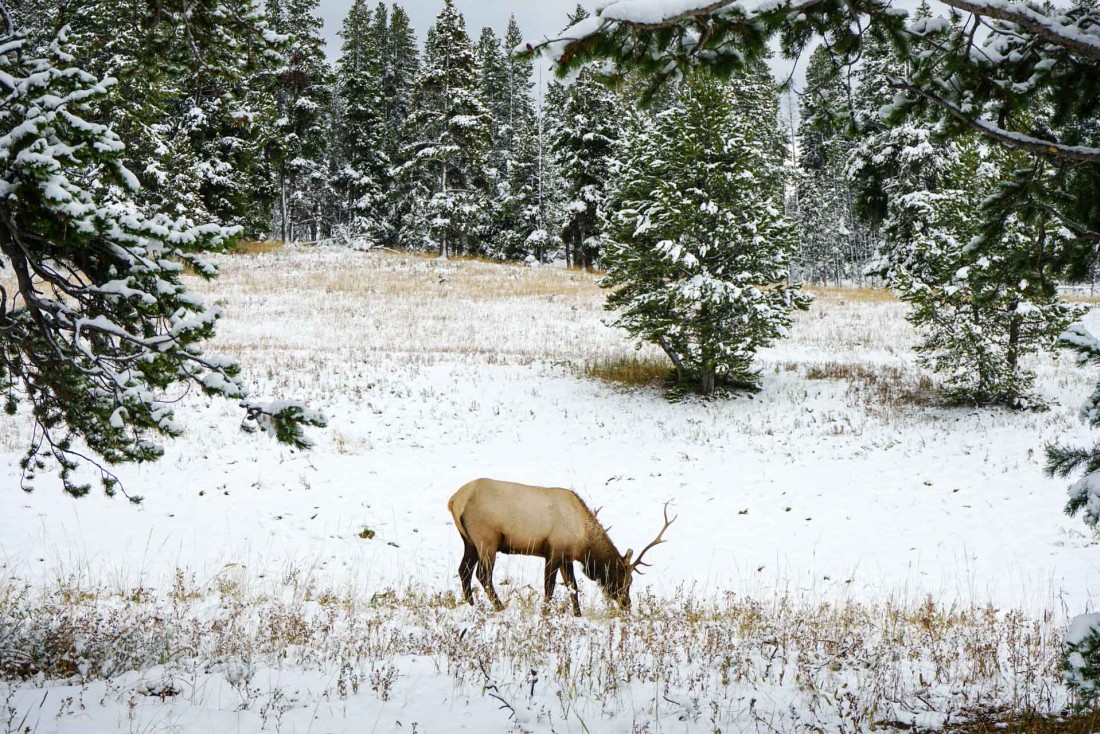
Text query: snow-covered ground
2 247 1098 732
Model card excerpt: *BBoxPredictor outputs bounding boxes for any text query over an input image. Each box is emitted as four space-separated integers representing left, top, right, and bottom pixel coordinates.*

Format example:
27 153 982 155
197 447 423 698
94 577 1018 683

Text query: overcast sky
316 0 580 59
314 0 807 107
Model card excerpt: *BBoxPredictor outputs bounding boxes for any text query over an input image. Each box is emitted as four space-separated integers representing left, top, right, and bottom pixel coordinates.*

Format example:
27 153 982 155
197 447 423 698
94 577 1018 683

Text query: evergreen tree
0 15 323 497
486 15 542 260
854 5 1083 406
332 0 388 241
475 27 510 167
399 0 492 257
268 0 333 242
498 113 559 260
888 138 1083 405
378 3 420 246
796 45 874 283
503 15 536 156
473 26 509 249
601 68 810 396
29 0 284 238
548 9 623 269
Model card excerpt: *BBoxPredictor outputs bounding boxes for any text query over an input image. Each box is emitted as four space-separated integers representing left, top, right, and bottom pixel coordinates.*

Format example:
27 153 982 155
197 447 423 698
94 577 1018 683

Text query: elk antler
630 501 676 574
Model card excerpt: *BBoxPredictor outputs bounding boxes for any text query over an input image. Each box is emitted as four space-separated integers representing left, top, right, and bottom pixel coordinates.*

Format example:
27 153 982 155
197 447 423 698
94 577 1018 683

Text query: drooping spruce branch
0 15 323 499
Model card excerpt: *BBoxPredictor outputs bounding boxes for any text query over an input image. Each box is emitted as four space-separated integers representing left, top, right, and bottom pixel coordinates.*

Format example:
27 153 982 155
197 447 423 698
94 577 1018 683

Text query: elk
447 478 676 615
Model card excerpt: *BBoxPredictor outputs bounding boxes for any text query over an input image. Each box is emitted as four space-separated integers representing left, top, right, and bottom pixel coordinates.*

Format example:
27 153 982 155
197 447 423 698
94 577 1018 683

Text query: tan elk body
447 478 674 615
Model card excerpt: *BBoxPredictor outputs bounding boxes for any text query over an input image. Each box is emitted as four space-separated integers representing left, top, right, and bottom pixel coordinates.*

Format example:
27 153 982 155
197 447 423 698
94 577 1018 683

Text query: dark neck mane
581 522 625 588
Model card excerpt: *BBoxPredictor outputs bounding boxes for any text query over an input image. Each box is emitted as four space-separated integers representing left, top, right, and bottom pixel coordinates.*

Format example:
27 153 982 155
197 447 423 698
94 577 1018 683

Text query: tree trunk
279 168 288 242
439 161 448 259
657 336 685 385
1006 305 1022 398
700 366 716 397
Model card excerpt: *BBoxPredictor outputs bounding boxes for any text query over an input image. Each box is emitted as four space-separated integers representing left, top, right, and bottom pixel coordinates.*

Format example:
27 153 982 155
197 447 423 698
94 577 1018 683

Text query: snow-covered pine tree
856 6 1083 406
0 15 323 497
268 0 333 242
503 15 535 157
888 137 1083 405
332 0 388 242
475 27 509 168
399 0 492 257
548 6 624 270
497 112 560 261
473 25 510 251
376 3 419 246
601 67 810 397
796 45 874 284
485 15 544 260
29 0 284 239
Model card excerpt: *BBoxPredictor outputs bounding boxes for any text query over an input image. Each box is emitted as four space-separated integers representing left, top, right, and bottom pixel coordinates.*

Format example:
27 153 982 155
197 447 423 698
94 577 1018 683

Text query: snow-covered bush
1064 613 1100 705
1047 324 1100 527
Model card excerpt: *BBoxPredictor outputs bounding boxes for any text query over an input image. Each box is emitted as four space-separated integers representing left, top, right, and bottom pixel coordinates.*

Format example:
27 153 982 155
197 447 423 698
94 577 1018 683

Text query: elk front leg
458 543 478 605
476 553 505 611
560 562 582 617
543 558 561 614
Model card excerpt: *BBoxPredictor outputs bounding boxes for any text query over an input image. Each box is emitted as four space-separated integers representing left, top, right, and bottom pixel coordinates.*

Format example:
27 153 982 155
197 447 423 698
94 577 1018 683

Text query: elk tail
457 512 473 544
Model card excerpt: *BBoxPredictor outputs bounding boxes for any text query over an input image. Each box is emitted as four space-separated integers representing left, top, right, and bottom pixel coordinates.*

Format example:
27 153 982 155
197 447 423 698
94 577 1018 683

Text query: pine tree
796 45 874 284
485 15 542 260
475 27 509 167
399 0 492 257
497 113 559 260
853 5 1083 406
889 138 1083 405
332 0 388 241
376 3 419 246
602 68 810 396
268 0 333 242
503 15 535 157
30 0 284 238
548 9 623 269
0 16 323 497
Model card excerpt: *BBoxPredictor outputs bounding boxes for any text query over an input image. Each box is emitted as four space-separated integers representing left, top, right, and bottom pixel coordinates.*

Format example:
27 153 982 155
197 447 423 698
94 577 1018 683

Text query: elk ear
623 548 633 565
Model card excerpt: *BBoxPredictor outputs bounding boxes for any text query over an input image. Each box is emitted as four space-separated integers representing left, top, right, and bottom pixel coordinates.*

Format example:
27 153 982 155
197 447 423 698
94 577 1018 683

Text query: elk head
609 501 677 611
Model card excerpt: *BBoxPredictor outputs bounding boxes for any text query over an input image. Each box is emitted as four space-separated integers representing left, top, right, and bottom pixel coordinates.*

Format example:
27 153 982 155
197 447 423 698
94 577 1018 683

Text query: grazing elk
447 478 676 615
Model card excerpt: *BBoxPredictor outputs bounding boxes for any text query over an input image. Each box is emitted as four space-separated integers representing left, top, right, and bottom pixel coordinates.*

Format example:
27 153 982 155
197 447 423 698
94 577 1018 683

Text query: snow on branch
0 20 322 498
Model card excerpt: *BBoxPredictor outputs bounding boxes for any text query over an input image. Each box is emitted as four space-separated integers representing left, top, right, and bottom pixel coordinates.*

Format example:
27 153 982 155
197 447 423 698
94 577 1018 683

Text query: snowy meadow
2 246 1100 732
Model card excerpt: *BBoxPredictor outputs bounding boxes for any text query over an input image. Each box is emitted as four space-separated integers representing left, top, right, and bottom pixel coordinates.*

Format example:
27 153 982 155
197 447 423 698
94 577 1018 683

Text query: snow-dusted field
2 246 1099 732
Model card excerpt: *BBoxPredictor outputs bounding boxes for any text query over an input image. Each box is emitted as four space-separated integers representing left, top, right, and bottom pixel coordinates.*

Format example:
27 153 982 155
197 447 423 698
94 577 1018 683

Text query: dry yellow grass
231 240 285 255
805 284 900 303
779 359 937 409
584 354 673 386
1063 294 1100 304
224 249 601 303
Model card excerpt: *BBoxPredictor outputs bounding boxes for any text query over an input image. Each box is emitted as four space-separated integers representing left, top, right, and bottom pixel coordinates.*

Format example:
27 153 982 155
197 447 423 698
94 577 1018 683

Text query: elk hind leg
475 553 504 611
458 542 478 605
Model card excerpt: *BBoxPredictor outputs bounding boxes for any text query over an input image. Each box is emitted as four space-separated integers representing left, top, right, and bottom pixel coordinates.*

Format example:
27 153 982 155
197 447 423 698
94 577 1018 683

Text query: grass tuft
583 354 673 386
800 360 937 409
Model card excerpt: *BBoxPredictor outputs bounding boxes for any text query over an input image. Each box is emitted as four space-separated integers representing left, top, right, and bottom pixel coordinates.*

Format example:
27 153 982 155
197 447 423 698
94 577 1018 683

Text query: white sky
313 0 928 112
316 0 581 58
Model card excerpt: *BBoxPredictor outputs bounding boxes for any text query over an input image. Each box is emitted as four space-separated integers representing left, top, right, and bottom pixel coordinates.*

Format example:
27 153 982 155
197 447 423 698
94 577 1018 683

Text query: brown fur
448 478 634 615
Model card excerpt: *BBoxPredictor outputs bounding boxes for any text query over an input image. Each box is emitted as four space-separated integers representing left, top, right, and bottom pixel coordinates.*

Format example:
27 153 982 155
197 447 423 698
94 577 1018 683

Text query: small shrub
1064 613 1100 708
358 527 376 540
